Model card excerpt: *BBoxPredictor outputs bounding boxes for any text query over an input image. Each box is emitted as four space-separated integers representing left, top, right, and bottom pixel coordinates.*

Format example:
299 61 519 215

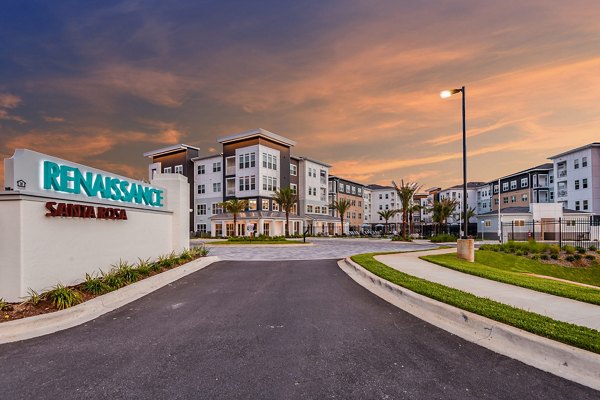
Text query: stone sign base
457 238 475 262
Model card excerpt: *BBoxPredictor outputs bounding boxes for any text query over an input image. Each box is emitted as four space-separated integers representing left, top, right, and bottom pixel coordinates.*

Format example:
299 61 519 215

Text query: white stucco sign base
0 149 190 302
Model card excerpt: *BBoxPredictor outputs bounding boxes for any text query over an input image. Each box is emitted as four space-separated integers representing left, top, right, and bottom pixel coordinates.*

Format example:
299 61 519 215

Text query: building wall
553 147 596 213
193 155 223 233
298 159 329 218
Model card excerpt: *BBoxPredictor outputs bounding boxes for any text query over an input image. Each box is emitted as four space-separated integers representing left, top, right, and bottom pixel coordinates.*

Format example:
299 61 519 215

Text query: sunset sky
1 1 600 190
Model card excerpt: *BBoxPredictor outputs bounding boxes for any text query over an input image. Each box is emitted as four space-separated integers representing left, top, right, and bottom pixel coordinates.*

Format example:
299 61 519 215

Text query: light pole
441 86 467 239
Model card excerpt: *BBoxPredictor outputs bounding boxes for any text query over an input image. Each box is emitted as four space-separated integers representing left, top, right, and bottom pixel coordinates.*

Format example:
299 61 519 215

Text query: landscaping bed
351 252 600 354
0 247 209 322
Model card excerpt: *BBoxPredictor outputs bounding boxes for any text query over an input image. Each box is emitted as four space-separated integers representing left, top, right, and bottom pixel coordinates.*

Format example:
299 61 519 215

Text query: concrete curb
338 257 600 392
0 256 220 344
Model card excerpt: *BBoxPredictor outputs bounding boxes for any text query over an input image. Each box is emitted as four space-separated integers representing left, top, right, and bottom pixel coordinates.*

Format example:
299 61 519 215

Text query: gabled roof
295 156 331 168
143 144 200 158
217 128 296 147
366 184 394 191
191 154 222 162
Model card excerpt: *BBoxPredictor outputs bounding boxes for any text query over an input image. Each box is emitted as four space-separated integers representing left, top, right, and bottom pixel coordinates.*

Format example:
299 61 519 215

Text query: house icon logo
16 180 26 189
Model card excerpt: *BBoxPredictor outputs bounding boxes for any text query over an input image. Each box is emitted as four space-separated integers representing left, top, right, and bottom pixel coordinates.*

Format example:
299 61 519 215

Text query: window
307 205 313 213
174 165 183 174
358 188 362 195
196 224 207 233
290 183 297 195
510 180 517 190
503 197 509 204
226 223 235 237
575 180 580 190
575 201 580 211
521 177 528 187
511 195 516 203
213 162 221 173
239 176 256 191
514 220 525 227
494 198 499 205
215 224 223 237
197 204 206 215
379 205 383 210
239 152 256 169
212 203 223 215
566 220 576 226
290 164 297 176
262 199 270 210
494 185 499 194
163 167 172 173
583 200 589 210
248 199 257 211
379 194 382 199
503 182 509 191
582 157 588 167
385 194 389 199
272 201 279 211
315 206 321 214
197 184 205 194
521 194 528 202
484 220 492 227
583 178 588 189
574 159 579 169
213 182 221 193
197 165 205 174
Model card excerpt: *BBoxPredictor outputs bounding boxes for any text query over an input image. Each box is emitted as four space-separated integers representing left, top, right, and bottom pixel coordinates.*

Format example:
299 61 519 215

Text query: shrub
565 255 575 262
101 269 126 290
576 246 586 254
573 254 582 261
114 262 141 284
585 254 595 260
531 254 540 260
46 284 83 310
563 245 576 255
430 234 458 243
21 288 44 306
550 254 559 260
588 245 597 251
135 258 152 276
540 254 549 260
548 245 560 255
515 250 524 256
82 273 108 295
0 298 12 311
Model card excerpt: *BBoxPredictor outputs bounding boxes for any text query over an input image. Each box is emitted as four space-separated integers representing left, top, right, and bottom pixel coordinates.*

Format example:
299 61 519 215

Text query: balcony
557 189 568 198
557 169 567 178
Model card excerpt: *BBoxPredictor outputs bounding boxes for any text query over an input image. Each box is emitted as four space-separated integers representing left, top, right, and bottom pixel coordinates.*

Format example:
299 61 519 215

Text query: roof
477 206 591 217
492 163 554 181
328 175 365 187
549 143 600 159
366 184 394 190
143 144 200 158
295 156 331 168
441 182 486 191
217 128 296 147
191 154 222 162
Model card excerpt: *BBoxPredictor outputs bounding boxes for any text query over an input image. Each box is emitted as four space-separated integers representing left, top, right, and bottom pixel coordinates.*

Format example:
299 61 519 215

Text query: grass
351 253 600 354
429 234 458 243
421 251 600 305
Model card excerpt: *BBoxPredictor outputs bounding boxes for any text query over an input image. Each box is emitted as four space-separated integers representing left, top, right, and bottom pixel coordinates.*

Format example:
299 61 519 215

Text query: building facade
490 163 554 213
329 176 364 231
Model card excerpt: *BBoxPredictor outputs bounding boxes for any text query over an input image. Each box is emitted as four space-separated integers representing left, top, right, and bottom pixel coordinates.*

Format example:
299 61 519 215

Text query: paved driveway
1 260 596 399
193 237 438 260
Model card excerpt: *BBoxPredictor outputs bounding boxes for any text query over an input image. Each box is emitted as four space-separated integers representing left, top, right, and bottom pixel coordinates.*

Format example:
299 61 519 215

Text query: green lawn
351 253 600 354
421 251 600 305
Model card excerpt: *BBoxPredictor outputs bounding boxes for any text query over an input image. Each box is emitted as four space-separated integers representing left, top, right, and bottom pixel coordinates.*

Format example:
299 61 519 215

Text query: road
0 260 597 399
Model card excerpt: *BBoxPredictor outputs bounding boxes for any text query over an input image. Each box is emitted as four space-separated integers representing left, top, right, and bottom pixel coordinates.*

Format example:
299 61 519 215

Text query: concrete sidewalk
376 249 600 331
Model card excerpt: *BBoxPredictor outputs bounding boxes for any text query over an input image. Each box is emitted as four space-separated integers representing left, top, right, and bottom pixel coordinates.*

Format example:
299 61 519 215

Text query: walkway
193 237 438 260
1 260 596 399
376 249 600 330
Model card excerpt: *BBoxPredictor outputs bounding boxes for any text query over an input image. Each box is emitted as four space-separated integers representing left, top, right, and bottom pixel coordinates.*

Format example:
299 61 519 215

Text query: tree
219 199 248 237
273 187 297 237
377 209 398 234
393 180 422 240
430 198 457 235
330 198 352 236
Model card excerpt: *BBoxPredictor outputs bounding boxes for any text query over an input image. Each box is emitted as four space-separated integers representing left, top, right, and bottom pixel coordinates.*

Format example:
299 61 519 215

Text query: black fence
502 217 600 248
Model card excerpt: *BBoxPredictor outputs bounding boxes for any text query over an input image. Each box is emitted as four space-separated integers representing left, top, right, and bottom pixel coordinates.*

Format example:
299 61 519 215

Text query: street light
440 85 467 239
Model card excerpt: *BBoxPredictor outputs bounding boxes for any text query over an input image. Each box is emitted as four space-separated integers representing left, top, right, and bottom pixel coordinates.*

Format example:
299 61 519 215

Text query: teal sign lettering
43 161 164 207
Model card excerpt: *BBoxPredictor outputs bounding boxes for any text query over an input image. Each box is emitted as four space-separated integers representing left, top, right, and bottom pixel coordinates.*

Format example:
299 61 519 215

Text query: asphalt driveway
0 260 596 399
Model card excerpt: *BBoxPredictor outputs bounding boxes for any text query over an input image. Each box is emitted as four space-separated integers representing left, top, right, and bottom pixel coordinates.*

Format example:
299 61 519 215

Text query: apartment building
490 163 553 212
476 183 492 215
328 176 364 231
438 182 483 224
191 154 224 233
366 184 401 231
144 144 200 230
550 143 600 213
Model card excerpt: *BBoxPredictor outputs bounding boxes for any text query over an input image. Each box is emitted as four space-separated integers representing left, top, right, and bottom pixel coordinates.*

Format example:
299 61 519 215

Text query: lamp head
440 88 462 99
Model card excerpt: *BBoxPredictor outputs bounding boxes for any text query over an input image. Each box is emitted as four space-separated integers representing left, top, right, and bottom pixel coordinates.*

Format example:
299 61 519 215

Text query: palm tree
219 199 248 237
377 209 398 234
273 187 297 237
330 198 352 236
430 198 458 234
393 180 422 240
407 203 422 236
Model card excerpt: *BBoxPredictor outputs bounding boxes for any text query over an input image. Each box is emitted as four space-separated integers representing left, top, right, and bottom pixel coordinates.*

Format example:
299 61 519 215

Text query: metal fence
502 217 600 248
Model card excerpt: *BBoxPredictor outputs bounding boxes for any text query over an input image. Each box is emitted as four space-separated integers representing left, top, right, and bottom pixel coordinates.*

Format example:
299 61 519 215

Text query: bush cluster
430 234 458 243
227 235 288 242
18 247 209 311
479 240 599 265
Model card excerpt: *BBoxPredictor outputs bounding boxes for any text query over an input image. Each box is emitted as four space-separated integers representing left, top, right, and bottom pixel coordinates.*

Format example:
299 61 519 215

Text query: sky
1 0 600 191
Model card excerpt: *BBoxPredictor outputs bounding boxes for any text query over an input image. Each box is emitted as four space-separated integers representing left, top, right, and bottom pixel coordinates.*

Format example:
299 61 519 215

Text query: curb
0 256 220 344
338 257 600 392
